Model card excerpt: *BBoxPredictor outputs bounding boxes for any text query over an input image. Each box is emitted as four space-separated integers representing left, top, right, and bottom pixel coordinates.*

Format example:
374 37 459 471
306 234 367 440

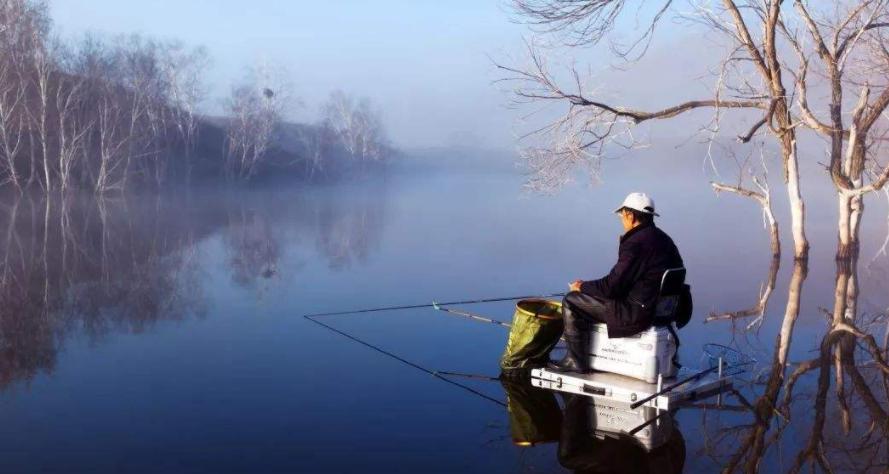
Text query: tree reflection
704 249 889 472
314 185 385 270
219 182 387 292
224 207 280 290
707 257 781 333
0 183 389 391
0 192 204 388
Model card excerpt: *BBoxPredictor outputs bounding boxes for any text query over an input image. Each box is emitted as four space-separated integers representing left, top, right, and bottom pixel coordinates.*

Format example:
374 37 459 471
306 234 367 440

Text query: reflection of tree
718 261 808 472
704 249 889 473
219 182 389 287
0 192 204 388
314 185 385 271
787 253 889 473
224 207 280 289
707 257 780 332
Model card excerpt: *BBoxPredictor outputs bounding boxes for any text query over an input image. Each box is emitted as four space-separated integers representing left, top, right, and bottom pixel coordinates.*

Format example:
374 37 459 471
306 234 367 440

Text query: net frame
702 343 756 375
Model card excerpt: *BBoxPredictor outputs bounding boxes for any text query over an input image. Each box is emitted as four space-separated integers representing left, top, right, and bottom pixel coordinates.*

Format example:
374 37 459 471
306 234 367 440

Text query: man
549 192 684 373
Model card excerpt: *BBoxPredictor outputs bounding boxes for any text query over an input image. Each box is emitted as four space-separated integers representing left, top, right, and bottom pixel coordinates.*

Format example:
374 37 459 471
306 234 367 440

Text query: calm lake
0 148 887 473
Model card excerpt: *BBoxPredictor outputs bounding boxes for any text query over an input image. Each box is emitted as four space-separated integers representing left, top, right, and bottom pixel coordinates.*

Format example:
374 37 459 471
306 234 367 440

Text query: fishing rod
303 292 567 318
629 365 725 409
304 315 506 407
432 303 567 343
630 343 755 409
627 408 673 436
431 303 512 329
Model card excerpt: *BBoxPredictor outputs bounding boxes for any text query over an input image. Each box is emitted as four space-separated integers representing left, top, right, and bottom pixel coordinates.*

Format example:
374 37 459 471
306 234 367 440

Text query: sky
49 1 537 149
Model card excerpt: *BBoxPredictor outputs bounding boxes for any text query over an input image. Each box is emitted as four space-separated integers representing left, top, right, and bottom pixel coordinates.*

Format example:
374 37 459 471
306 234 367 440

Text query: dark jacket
580 223 683 338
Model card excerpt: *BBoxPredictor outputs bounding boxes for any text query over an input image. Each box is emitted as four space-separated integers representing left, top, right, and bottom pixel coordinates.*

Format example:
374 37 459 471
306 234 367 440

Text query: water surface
0 152 887 472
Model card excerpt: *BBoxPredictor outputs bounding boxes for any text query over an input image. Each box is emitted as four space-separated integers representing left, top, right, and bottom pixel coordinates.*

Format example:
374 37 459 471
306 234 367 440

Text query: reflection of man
550 193 684 373
558 395 686 474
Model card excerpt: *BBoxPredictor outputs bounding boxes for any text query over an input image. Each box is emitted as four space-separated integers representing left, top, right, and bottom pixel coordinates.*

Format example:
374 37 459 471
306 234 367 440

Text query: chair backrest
654 267 686 320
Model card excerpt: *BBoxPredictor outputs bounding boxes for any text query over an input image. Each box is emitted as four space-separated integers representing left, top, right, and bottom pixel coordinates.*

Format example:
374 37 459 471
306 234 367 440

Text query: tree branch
568 97 767 124
721 0 771 81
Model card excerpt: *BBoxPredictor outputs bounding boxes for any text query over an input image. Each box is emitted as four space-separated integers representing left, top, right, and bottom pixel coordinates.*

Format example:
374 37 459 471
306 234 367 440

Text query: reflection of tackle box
587 323 677 384
586 398 673 451
530 367 732 411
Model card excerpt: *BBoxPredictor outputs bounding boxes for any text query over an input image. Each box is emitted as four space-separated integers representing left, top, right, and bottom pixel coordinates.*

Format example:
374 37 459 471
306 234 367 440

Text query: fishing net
500 299 564 375
701 343 756 375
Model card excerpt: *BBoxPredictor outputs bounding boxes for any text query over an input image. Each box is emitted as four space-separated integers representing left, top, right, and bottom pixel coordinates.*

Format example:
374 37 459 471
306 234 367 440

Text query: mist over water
0 144 885 472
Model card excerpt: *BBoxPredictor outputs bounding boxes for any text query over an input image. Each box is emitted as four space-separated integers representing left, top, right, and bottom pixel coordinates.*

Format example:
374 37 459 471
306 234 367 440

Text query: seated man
550 192 684 373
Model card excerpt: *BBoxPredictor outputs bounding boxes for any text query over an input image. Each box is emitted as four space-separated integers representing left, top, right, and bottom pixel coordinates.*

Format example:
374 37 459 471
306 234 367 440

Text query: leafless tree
296 124 331 179
28 33 52 191
94 91 129 193
711 144 780 258
159 42 208 178
223 64 290 180
322 90 388 164
53 54 92 192
502 1 835 260
0 60 25 190
785 0 889 261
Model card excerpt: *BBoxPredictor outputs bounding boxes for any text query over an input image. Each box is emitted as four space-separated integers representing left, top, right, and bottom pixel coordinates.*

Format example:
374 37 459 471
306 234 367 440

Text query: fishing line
432 371 501 382
304 315 506 407
303 292 566 318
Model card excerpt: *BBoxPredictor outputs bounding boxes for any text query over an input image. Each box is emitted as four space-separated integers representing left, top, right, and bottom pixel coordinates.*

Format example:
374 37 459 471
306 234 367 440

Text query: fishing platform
530 366 734 411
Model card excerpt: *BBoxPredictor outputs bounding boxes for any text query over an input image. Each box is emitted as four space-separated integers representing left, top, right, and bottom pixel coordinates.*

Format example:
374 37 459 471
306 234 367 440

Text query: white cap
614 192 659 216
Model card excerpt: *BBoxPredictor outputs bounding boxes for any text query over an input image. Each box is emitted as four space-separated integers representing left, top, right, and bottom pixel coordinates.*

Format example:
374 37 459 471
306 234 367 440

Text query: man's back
580 223 683 337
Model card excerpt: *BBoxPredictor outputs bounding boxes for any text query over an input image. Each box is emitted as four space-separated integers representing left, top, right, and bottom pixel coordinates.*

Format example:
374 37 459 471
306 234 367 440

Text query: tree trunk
764 200 780 259
837 191 857 260
785 138 809 260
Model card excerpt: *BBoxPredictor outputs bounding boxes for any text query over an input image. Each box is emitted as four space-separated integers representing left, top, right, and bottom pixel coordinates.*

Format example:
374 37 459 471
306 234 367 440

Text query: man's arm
579 241 640 299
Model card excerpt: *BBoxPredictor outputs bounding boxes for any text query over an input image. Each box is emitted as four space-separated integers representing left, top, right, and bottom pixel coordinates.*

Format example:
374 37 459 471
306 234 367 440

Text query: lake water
0 149 887 473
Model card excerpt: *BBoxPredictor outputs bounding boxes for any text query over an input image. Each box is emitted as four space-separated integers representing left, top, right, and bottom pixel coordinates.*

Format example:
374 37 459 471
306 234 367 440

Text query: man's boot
548 332 590 373
549 295 591 373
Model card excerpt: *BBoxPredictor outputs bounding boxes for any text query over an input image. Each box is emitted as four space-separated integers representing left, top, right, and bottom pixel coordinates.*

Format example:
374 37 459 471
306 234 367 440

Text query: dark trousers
562 291 609 338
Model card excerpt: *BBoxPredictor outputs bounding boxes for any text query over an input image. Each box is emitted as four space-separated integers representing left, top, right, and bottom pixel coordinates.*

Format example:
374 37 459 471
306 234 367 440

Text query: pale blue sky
49 2 702 150
50 1 533 148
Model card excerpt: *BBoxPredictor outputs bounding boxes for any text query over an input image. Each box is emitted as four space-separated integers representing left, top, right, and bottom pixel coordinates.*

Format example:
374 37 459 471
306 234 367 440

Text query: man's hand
569 280 583 292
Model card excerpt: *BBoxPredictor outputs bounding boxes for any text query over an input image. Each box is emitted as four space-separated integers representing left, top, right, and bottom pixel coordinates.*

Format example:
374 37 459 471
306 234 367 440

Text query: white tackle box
587 323 677 384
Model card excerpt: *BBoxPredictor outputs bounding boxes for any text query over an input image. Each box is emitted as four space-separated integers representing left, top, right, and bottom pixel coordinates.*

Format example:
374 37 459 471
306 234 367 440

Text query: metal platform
530 367 732 410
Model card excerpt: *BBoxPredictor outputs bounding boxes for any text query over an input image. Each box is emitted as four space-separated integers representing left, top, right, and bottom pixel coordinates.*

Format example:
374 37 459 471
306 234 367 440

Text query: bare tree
785 0 889 261
94 91 129 193
296 123 331 179
0 60 25 190
322 90 388 164
27 31 52 191
503 1 817 259
159 42 208 178
223 64 289 180
711 145 780 258
53 52 92 192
